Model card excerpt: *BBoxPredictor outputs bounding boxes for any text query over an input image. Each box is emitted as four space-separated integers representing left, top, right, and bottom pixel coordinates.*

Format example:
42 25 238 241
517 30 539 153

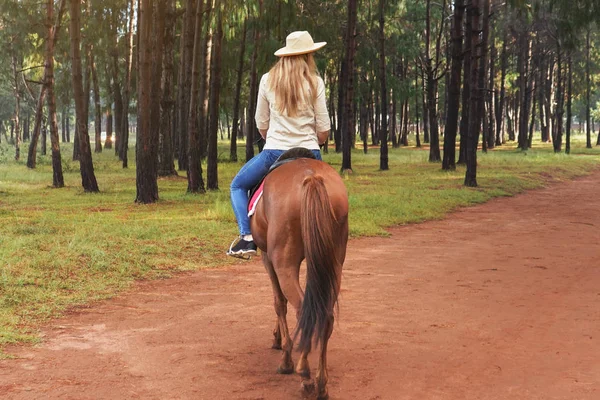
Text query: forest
1 0 600 201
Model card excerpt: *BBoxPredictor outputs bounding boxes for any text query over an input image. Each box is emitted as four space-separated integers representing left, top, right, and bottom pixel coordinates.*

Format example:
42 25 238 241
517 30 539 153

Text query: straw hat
274 31 327 57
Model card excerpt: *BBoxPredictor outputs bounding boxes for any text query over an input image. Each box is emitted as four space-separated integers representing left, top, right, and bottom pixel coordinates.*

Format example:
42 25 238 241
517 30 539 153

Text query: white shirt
255 73 331 150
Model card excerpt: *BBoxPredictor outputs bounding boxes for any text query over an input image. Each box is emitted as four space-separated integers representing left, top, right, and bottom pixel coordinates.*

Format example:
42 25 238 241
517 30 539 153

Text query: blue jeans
230 149 322 235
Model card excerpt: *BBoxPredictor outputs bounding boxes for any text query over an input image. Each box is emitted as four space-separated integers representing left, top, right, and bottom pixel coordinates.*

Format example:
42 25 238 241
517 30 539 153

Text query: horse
250 155 349 400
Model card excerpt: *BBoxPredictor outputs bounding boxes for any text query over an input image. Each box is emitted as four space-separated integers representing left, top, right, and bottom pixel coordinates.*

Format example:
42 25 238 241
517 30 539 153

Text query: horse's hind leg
262 253 294 374
315 316 334 400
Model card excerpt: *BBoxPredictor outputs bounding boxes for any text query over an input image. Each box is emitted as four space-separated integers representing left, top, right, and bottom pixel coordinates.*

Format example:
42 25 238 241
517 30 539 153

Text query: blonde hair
267 53 319 117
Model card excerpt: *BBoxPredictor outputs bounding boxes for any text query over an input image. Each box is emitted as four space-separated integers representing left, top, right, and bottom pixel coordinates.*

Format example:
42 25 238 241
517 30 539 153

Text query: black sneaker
227 237 257 257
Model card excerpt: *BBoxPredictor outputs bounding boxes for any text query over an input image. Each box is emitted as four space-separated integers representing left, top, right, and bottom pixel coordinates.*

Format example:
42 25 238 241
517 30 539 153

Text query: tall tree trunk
121 0 135 168
553 44 564 153
136 0 164 203
585 29 592 149
442 0 464 170
187 0 206 193
158 0 177 176
415 63 421 147
105 108 113 149
458 0 473 164
565 53 572 154
517 15 530 150
335 60 346 152
230 15 247 162
425 0 442 162
177 0 196 171
111 16 123 157
46 0 66 187
379 0 388 170
464 0 481 187
495 27 508 146
477 0 490 153
26 86 47 168
198 1 214 159
11 52 21 161
487 21 495 149
341 0 357 172
69 0 99 192
90 52 102 153
245 1 262 162
61 108 66 142
207 6 222 190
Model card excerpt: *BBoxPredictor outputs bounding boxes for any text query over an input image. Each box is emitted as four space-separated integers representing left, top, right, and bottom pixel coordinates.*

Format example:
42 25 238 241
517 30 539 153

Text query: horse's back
251 158 348 254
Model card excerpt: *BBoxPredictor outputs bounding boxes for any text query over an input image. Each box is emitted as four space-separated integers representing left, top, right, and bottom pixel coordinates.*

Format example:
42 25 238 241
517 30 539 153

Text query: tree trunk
105 109 113 149
425 0 441 162
69 0 99 192
246 1 262 162
111 18 123 157
415 64 421 147
565 53 572 154
477 0 490 153
442 0 464 170
464 0 481 187
66 107 71 142
26 86 47 168
336 60 346 153
585 29 592 149
341 0 357 172
199 1 214 159
11 53 21 161
177 0 196 171
378 0 388 170
46 0 65 187
553 44 564 153
207 6 222 190
495 27 508 146
91 52 102 153
136 0 164 203
487 21 495 149
458 0 473 164
230 15 247 162
186 0 206 193
158 0 177 177
121 0 135 168
517 15 530 150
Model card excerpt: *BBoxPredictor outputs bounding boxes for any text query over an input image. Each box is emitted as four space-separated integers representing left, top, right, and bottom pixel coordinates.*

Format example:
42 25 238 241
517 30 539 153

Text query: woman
228 31 331 257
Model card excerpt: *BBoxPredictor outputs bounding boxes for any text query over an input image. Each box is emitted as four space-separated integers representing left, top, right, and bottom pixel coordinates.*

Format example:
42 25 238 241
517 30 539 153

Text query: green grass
0 134 599 354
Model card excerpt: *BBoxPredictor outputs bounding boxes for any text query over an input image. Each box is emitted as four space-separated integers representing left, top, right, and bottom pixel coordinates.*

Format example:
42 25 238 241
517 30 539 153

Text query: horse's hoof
301 379 315 395
317 391 329 400
271 342 282 350
277 365 294 375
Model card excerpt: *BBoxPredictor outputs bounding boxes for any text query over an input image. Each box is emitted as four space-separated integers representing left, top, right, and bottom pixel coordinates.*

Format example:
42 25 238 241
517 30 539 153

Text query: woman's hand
317 130 330 145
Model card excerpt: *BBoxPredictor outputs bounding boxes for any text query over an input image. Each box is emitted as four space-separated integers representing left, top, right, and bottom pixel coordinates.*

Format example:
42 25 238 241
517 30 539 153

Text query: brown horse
250 157 349 399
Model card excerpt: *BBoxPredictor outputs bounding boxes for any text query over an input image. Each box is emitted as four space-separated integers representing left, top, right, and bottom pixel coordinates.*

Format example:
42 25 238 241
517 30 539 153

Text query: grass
0 134 599 354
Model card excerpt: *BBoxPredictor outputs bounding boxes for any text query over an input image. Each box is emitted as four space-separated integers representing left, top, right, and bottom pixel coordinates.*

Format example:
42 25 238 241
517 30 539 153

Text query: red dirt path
2 173 600 400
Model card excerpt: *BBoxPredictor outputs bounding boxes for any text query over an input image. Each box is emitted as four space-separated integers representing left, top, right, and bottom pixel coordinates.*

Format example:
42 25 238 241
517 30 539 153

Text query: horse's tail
297 173 340 354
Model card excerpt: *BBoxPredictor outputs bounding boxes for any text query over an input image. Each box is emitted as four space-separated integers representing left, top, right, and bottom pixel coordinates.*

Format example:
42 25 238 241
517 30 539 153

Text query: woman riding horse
228 31 330 256
228 32 349 399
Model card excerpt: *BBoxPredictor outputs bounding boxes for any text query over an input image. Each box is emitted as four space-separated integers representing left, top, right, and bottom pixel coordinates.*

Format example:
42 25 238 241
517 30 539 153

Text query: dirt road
1 173 599 400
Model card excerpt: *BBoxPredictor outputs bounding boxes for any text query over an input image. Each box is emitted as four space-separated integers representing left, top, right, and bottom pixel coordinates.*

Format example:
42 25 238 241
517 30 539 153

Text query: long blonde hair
267 53 319 117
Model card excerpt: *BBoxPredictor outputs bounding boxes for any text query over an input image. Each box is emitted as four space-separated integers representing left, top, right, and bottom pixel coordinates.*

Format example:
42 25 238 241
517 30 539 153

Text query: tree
207 6 223 190
69 0 99 192
186 0 205 193
378 0 388 171
341 0 357 173
442 0 465 171
46 0 66 187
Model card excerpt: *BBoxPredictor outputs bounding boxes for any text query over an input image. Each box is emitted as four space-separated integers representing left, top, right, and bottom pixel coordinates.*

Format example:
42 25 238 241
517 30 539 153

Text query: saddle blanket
248 181 265 217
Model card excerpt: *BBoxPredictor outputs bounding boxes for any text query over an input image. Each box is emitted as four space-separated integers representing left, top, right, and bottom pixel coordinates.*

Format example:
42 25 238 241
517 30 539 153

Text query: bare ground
1 172 599 400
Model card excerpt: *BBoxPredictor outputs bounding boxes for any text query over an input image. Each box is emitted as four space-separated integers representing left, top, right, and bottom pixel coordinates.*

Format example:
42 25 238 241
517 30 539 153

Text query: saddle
247 148 317 217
